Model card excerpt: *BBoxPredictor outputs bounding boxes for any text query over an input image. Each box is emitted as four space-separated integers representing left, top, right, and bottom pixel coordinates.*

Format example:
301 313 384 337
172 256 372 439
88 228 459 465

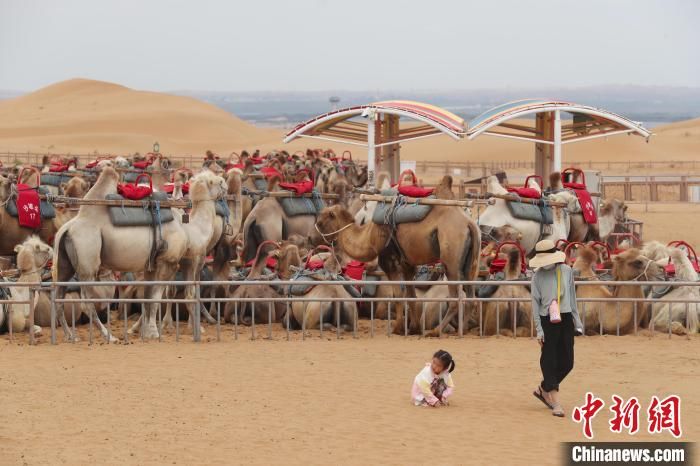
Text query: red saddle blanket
132 160 152 170
397 185 434 198
16 184 42 229
506 187 541 199
260 166 283 179
279 180 314 195
306 259 325 271
117 183 153 200
342 260 366 280
565 184 597 224
49 163 70 173
245 257 278 269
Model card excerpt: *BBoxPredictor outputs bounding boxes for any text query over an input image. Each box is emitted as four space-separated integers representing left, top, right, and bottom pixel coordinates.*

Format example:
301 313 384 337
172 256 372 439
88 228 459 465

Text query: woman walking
529 240 583 417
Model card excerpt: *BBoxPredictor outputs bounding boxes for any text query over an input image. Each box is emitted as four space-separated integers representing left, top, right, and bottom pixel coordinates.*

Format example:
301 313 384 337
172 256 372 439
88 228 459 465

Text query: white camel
649 247 700 335
478 176 569 255
53 166 192 341
8 236 51 336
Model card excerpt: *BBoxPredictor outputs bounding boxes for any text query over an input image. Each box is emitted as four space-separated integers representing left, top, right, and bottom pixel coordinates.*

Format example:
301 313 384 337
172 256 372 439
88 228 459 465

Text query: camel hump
434 176 454 200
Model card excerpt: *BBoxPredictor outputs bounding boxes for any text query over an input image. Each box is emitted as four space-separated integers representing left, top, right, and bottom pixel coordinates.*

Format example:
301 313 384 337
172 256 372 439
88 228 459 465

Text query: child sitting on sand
411 350 455 407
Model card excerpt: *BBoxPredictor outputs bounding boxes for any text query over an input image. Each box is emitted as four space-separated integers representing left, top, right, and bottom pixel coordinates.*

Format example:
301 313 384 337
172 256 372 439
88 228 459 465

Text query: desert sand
1 79 699 167
0 331 697 466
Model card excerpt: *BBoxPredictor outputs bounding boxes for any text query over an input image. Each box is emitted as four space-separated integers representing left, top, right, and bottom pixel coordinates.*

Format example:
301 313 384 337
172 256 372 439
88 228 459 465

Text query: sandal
551 403 565 417
533 386 553 409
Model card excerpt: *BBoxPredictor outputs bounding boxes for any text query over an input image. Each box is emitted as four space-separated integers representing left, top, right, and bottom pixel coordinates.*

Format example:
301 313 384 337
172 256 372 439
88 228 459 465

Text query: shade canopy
283 100 466 147
466 99 651 144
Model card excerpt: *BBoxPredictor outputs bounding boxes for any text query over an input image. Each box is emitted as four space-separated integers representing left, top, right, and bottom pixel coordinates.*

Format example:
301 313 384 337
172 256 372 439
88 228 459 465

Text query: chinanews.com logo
562 392 693 465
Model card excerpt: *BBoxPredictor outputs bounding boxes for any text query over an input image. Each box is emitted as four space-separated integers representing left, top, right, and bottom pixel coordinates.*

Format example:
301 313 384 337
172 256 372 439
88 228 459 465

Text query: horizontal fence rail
1 279 698 345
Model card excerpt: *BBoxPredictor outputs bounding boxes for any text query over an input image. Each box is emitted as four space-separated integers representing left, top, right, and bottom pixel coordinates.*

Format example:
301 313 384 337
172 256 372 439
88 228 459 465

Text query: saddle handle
492 241 527 273
555 239 570 251
586 241 612 262
562 167 586 186
398 169 418 187
305 245 336 270
341 150 352 162
524 175 543 190
18 166 41 187
563 241 586 265
134 173 153 190
667 240 699 264
228 152 241 165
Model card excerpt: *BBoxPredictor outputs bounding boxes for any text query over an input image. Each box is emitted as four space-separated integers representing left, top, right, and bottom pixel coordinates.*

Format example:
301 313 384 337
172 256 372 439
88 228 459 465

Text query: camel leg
160 285 174 331
144 264 179 339
391 265 417 335
426 283 460 338
78 279 118 343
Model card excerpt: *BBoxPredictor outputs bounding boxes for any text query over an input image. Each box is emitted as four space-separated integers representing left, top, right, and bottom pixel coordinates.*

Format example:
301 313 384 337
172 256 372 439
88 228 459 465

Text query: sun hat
529 239 567 269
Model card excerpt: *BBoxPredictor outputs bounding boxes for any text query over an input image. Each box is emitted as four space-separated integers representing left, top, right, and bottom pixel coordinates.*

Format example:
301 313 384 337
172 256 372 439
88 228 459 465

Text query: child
411 350 455 407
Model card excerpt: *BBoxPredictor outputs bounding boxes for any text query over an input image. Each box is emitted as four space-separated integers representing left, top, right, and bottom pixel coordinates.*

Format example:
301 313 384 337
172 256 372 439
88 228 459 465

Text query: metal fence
1 279 698 345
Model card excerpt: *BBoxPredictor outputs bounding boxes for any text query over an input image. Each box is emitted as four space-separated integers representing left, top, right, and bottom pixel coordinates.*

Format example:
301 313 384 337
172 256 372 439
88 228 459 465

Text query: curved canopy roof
283 100 466 146
466 99 651 143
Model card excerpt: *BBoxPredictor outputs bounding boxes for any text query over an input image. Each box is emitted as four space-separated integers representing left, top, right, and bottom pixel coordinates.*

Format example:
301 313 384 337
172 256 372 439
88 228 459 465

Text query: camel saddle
215 199 230 218
372 190 433 225
105 192 174 226
287 272 362 298
6 186 56 220
41 173 73 187
505 200 553 225
278 196 325 217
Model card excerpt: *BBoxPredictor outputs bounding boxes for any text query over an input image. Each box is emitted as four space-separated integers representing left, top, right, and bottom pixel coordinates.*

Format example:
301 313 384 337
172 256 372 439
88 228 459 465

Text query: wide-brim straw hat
529 239 567 269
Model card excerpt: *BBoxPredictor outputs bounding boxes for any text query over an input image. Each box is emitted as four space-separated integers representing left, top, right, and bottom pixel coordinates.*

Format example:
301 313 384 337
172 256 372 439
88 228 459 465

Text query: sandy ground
0 326 698 466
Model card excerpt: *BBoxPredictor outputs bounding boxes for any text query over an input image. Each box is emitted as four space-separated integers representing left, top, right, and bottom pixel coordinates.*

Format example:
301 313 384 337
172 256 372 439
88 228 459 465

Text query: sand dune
0 78 278 155
2 78 699 167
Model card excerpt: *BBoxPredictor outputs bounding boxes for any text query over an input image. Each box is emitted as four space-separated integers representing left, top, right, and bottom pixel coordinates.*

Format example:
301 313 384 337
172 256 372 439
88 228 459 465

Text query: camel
314 176 481 336
7 236 51 336
59 268 116 329
53 176 91 229
53 166 193 341
223 241 286 325
241 175 323 262
549 172 599 243
289 250 357 331
0 173 59 255
131 170 227 335
649 247 700 335
478 176 569 255
598 199 628 244
574 246 664 335
480 244 532 337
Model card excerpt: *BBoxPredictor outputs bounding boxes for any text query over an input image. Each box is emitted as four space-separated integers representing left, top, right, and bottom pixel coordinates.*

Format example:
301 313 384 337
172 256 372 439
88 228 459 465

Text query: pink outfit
411 363 455 406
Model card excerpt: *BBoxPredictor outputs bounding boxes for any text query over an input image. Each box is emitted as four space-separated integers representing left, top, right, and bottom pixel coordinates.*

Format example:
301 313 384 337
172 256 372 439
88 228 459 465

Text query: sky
0 0 698 92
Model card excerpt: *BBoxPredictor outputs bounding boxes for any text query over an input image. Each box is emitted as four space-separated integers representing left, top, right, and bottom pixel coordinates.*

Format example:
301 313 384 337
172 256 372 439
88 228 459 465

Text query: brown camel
574 246 663 335
480 244 532 337
0 173 59 255
223 241 286 325
289 248 357 331
314 176 481 336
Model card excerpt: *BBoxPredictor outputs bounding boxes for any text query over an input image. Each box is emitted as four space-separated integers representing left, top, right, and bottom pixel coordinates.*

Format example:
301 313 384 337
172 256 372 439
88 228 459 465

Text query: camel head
600 199 628 223
189 171 226 202
61 176 90 198
315 205 355 243
573 245 598 278
486 175 508 196
549 172 563 190
501 244 524 279
612 248 664 282
14 236 53 273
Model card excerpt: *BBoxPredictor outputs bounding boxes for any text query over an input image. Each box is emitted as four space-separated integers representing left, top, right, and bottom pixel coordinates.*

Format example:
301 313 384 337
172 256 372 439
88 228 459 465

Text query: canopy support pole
553 109 562 173
366 109 377 189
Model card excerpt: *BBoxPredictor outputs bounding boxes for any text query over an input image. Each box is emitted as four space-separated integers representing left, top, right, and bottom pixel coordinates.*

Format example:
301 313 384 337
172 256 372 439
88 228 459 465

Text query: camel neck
337 222 389 263
613 283 644 298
